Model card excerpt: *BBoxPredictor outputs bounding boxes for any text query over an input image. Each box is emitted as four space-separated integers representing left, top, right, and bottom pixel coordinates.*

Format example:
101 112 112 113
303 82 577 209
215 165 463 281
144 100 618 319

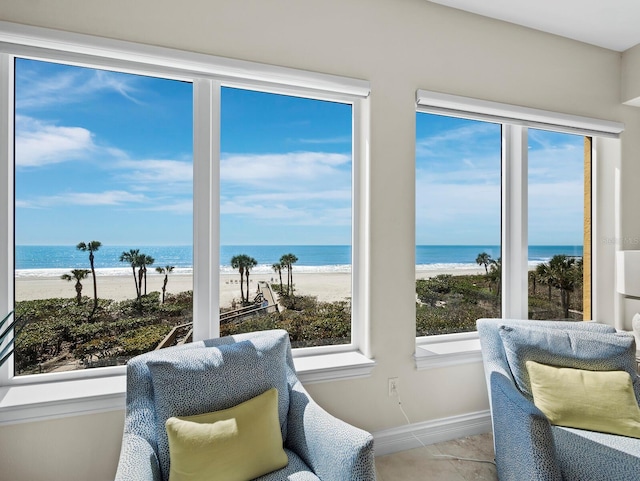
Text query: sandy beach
15 266 486 306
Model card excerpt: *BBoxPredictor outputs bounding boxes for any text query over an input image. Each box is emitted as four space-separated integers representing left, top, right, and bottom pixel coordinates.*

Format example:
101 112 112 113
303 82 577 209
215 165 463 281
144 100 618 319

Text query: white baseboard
372 410 492 457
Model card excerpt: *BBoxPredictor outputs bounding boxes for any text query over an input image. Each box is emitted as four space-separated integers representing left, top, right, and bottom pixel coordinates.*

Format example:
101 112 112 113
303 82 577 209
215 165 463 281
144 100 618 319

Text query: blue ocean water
14 244 582 277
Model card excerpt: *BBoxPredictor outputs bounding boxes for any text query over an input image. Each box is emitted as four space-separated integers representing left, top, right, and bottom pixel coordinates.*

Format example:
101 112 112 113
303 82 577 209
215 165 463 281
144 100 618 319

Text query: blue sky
14 59 352 246
14 58 583 248
416 113 584 246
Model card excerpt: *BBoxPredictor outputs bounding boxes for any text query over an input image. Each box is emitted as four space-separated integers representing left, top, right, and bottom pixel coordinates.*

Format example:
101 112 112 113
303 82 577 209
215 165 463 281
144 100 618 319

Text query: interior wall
0 1 627 480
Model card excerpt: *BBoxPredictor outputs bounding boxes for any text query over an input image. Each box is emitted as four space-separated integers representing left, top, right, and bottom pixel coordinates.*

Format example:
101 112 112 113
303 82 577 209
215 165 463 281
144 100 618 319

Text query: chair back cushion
499 324 640 402
147 331 291 481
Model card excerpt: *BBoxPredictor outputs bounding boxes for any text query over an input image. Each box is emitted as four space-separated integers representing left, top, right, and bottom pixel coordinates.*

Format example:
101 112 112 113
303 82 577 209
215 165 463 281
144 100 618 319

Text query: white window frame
414 89 624 369
0 21 374 424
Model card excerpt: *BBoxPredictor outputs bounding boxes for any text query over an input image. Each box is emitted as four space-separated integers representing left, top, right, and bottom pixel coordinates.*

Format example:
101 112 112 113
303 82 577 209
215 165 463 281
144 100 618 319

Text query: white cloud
18 190 147 208
298 136 352 145
16 66 140 110
15 116 96 167
115 159 193 184
220 152 351 188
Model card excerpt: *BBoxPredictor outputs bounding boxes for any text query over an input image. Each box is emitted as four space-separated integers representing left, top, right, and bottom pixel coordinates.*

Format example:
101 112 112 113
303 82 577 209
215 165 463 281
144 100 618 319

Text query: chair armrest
114 433 161 481
286 381 375 480
491 371 562 481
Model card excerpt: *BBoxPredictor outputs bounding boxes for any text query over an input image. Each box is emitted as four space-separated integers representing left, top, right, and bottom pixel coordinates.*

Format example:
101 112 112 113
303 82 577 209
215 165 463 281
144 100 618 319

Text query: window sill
415 332 483 370
0 350 375 426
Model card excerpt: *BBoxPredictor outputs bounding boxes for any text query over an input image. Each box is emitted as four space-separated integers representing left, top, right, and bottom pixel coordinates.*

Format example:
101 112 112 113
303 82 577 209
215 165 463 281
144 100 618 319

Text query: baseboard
372 409 492 457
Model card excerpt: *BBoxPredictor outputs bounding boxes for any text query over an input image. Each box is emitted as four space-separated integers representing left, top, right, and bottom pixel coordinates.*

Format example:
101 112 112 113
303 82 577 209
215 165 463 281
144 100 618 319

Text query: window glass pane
416 113 501 336
14 58 193 374
220 87 352 347
528 129 585 320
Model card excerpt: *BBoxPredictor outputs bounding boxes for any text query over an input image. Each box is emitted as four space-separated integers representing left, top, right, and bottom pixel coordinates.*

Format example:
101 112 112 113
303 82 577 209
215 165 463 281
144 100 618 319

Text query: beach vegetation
76 240 101 313
155 265 175 304
416 254 584 336
60 269 91 306
14 291 192 374
221 295 350 348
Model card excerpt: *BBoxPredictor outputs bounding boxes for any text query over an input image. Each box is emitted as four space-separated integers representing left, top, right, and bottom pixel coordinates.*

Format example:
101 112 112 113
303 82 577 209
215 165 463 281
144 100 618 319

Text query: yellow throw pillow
165 388 288 481
526 360 640 438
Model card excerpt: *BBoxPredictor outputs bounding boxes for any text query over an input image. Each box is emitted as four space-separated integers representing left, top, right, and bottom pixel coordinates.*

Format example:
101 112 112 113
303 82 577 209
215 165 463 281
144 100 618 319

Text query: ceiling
428 0 640 52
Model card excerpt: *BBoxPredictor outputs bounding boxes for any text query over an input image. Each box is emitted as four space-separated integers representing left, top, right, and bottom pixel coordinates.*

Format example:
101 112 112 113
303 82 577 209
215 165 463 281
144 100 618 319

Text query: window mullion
501 124 528 318
193 78 220 341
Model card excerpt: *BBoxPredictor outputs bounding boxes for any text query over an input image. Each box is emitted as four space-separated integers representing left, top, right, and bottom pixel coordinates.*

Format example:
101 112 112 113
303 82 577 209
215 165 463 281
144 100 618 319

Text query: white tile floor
375 433 497 481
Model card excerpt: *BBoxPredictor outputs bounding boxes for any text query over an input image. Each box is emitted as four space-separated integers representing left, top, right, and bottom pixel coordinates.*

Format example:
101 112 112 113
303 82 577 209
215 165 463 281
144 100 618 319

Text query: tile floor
375 433 497 481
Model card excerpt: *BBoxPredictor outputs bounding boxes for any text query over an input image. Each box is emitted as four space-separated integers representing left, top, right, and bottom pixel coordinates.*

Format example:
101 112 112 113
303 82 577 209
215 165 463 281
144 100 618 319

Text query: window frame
0 21 373 405
414 89 624 367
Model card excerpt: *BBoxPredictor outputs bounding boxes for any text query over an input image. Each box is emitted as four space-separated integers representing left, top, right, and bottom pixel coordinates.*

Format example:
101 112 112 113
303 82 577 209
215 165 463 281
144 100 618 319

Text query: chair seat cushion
147 332 291 481
552 426 640 481
255 449 320 481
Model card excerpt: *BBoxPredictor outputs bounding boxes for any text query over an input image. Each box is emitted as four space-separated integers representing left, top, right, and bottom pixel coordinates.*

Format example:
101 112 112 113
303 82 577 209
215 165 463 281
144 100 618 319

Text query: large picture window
528 129 588 321
415 113 501 336
415 89 620 337
14 58 194 374
0 37 368 384
218 87 353 347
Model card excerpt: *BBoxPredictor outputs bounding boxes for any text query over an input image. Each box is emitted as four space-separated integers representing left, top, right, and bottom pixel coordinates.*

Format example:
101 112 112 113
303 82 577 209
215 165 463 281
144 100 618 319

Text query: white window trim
415 90 624 368
0 21 374 424
0 353 376 426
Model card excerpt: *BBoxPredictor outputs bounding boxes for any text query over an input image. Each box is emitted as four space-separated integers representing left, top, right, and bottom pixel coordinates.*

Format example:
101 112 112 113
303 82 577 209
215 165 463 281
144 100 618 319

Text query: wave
16 264 353 278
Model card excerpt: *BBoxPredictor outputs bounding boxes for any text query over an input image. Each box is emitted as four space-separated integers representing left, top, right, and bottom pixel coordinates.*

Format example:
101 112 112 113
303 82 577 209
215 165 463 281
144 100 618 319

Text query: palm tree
476 252 492 274
280 253 298 296
244 256 258 302
487 257 502 295
77 241 101 312
231 255 247 304
535 262 553 301
61 269 91 305
528 270 537 295
547 254 580 319
119 249 141 299
155 265 174 304
272 262 283 293
139 254 155 296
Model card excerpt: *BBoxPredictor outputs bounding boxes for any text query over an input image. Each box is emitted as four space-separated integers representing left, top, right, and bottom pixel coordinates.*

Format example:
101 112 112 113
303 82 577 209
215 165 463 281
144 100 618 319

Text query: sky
14 58 583 248
416 113 585 246
14 58 353 246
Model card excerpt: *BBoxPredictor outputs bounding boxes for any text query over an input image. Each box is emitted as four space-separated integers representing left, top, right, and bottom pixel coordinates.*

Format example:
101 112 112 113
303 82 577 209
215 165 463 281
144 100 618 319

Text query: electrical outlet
388 377 399 397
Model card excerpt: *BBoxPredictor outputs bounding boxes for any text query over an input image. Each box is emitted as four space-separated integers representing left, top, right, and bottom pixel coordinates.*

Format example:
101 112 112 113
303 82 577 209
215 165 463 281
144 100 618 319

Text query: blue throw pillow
499 324 640 403
147 334 290 481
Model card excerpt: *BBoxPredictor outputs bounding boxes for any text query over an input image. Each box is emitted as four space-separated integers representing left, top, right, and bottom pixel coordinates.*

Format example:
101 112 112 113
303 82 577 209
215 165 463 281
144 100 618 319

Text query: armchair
114 329 375 481
477 318 640 481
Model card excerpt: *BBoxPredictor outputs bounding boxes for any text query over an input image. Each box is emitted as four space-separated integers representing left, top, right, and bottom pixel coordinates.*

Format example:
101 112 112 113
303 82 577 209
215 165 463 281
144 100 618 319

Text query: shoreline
15 266 488 305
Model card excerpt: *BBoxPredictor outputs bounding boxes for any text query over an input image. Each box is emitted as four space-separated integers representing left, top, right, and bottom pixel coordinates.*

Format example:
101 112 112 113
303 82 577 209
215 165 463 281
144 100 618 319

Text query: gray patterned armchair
114 329 376 481
477 318 640 481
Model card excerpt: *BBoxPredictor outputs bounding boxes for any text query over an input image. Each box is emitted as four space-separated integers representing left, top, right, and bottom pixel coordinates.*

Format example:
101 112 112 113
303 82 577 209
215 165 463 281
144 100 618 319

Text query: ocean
14 244 583 278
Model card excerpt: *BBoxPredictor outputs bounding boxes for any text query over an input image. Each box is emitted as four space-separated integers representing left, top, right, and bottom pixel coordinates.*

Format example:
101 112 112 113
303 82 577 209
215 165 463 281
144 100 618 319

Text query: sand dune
15 266 485 306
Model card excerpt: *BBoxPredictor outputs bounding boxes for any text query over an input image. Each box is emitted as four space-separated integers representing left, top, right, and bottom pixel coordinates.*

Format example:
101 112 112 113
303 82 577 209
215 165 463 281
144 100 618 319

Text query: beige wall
0 1 632 480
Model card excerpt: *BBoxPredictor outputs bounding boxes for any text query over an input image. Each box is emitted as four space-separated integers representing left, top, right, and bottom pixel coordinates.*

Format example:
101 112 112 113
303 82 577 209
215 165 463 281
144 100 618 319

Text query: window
415 113 501 336
415 90 623 340
528 130 588 321
14 58 193 375
218 87 353 347
0 24 370 391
